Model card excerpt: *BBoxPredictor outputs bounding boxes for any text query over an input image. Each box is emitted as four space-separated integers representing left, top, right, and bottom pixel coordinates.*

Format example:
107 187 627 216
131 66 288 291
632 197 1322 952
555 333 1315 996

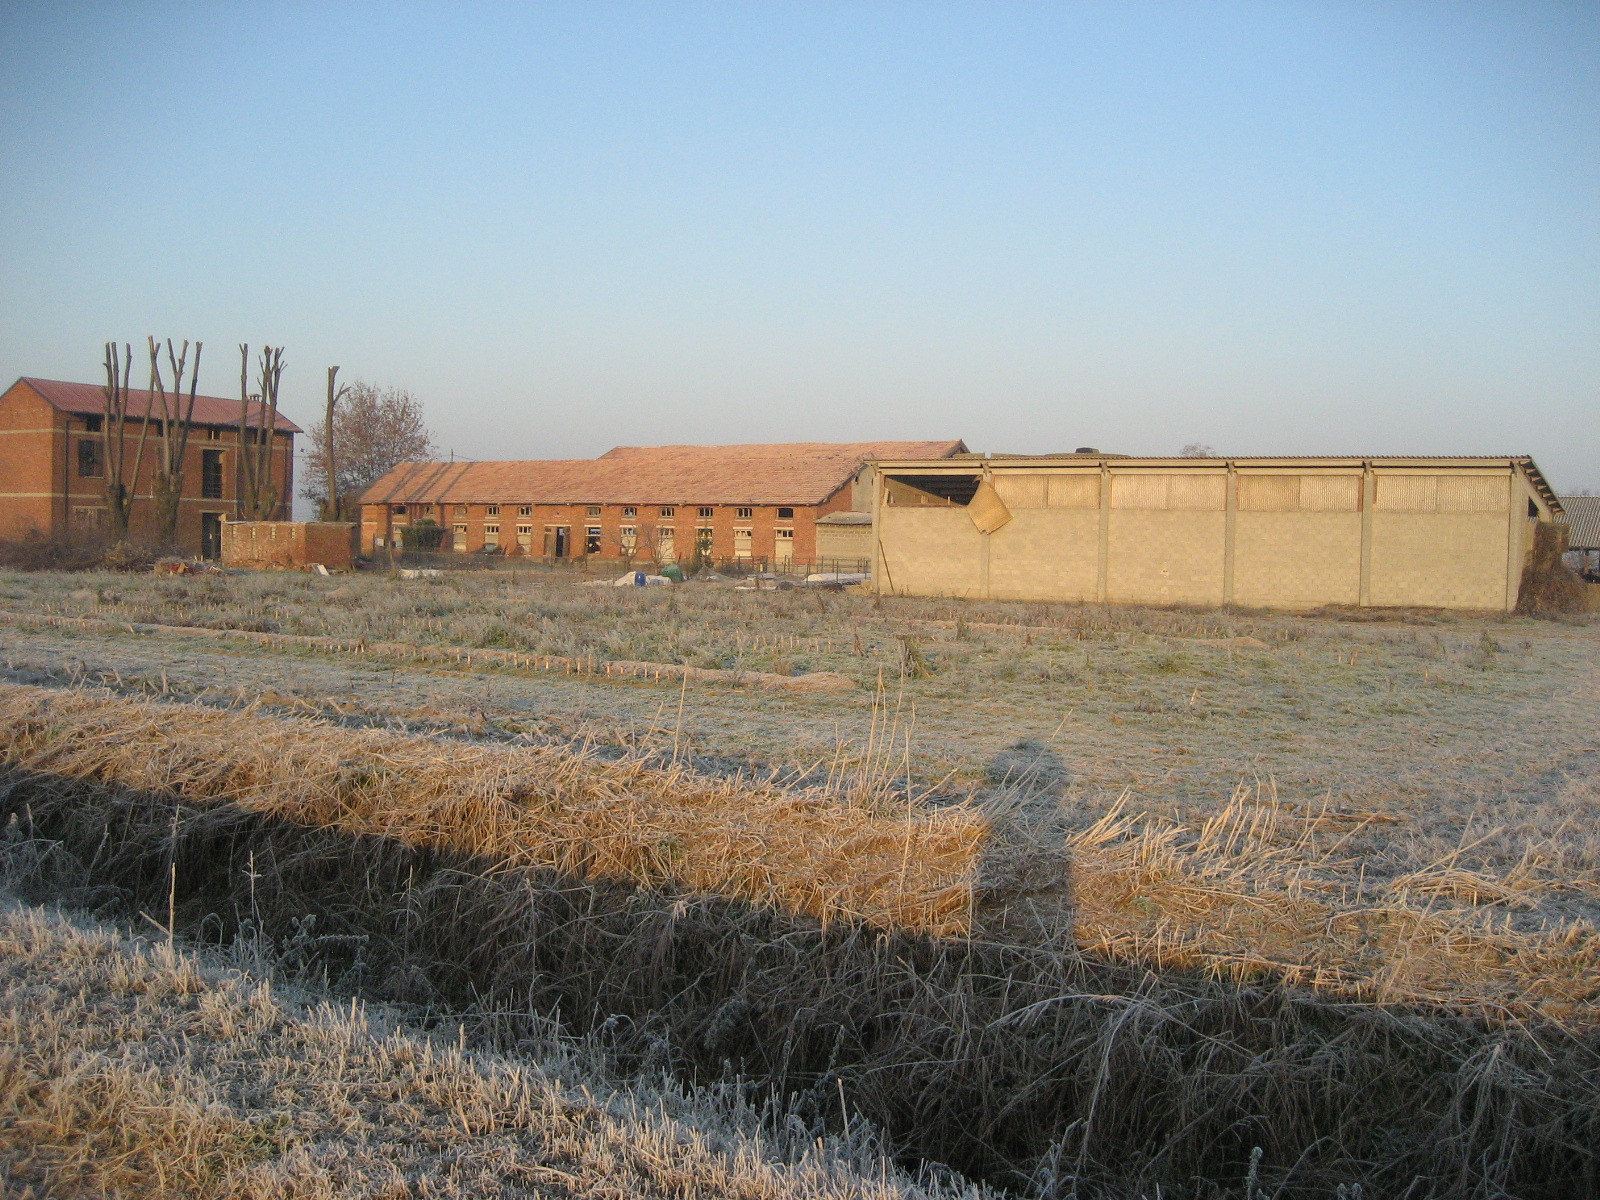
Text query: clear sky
3 1 1596 494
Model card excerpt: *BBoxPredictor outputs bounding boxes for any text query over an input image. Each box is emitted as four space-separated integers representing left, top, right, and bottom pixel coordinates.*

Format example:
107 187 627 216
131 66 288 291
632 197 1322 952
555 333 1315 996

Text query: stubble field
1 564 1597 1197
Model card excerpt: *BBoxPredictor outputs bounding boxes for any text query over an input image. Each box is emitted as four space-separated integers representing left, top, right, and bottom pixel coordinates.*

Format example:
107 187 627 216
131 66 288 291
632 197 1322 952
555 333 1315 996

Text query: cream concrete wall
1233 512 1362 607
1106 510 1227 605
987 510 1099 600
878 507 984 596
816 521 873 562
1368 514 1507 608
874 460 1551 611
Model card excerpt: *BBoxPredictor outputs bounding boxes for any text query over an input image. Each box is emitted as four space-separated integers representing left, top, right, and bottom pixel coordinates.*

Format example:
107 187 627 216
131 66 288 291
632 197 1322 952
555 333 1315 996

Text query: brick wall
362 494 848 566
222 522 355 571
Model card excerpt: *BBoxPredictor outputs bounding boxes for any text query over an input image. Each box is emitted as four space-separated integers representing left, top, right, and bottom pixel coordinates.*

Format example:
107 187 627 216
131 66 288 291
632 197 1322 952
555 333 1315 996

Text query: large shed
870 454 1560 612
1559 495 1600 576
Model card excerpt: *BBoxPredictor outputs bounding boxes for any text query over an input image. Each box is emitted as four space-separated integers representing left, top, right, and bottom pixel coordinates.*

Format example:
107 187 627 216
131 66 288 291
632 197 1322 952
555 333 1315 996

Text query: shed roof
816 511 874 526
360 441 965 507
1558 496 1600 550
17 377 301 433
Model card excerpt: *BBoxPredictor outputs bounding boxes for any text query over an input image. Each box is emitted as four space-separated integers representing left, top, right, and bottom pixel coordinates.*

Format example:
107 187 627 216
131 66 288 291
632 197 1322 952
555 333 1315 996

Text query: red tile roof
360 441 966 507
18 377 302 433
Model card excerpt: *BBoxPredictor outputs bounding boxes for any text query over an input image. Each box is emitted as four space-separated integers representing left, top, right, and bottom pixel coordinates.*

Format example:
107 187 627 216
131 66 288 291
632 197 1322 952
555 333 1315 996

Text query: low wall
221 521 355 571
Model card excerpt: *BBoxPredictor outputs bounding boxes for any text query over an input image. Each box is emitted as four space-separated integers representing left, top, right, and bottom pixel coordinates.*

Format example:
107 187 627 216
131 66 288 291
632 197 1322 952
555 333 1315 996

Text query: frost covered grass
2 682 1599 1197
0 890 988 1200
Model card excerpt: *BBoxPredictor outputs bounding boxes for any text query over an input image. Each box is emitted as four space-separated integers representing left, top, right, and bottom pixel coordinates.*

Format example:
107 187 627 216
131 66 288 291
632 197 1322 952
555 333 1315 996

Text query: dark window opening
1529 499 1539 518
76 439 104 478
393 505 407 515
83 415 103 433
585 527 602 555
201 449 224 499
884 474 980 506
698 506 714 518
777 507 794 519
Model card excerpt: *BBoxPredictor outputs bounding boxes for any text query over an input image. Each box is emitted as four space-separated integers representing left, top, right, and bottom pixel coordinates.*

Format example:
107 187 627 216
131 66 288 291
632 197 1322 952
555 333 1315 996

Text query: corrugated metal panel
1559 496 1600 549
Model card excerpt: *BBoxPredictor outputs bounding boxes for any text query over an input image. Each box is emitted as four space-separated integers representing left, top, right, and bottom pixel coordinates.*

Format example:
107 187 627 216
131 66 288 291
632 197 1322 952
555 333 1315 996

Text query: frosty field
2 564 1598 1197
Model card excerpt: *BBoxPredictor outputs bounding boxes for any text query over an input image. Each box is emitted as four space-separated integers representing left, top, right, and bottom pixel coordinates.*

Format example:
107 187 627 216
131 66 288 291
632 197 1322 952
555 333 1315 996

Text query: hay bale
1516 522 1587 616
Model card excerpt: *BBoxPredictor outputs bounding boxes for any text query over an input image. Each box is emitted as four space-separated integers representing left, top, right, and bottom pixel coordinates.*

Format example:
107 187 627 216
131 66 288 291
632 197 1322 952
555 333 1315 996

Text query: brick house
0 377 299 558
359 441 965 567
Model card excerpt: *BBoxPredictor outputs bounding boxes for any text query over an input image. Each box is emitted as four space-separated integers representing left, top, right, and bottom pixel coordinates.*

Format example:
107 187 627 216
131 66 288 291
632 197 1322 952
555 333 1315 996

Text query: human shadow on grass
2 762 1597 1200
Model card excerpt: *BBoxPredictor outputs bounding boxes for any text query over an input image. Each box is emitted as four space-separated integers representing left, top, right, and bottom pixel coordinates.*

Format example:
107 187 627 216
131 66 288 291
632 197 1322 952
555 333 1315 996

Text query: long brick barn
359 441 964 567
0 376 299 558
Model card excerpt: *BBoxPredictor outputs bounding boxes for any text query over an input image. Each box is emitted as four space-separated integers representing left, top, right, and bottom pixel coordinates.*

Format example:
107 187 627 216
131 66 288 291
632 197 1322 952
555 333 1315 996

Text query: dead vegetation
0 891 984 1200
2 683 1599 1197
0 683 981 936
1048 787 1600 1017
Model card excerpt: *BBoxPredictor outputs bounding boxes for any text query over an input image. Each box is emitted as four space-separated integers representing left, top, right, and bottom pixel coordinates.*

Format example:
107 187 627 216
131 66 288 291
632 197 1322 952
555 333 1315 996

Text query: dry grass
2 679 1594 1017
0 683 982 936
3 684 1600 1196
0 891 985 1200
1043 787 1600 1019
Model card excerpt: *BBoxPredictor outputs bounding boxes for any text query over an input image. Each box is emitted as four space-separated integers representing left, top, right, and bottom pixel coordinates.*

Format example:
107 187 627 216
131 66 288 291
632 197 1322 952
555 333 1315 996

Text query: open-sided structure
871 454 1561 611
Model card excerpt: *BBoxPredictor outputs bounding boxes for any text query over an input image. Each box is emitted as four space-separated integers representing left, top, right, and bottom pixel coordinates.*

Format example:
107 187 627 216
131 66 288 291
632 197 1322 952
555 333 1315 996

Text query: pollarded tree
146 337 203 547
237 344 285 521
100 341 155 541
299 381 439 521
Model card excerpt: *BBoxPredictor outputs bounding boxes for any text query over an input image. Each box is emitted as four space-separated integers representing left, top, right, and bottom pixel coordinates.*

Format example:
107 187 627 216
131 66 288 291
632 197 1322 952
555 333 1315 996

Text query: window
659 506 675 518
777 507 794 519
733 528 753 560
76 439 103 478
587 505 601 517
621 525 637 551
455 505 468 516
585 527 602 554
83 414 103 433
393 505 407 515
736 507 753 519
622 506 636 518
484 523 500 547
487 504 500 516
453 523 468 551
207 426 222 440
698 506 714 518
201 449 224 499
71 505 106 528
517 524 533 551
519 505 532 516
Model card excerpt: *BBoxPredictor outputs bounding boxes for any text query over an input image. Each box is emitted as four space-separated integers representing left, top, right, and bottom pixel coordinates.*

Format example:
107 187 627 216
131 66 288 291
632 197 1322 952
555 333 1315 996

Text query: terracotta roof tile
360 440 964 507
20 377 302 433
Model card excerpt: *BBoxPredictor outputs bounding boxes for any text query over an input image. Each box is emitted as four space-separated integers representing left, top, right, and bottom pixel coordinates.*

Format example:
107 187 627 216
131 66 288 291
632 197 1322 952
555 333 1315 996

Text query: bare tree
237 345 285 521
146 337 203 547
300 382 438 521
320 366 351 521
100 341 155 541
1180 443 1217 458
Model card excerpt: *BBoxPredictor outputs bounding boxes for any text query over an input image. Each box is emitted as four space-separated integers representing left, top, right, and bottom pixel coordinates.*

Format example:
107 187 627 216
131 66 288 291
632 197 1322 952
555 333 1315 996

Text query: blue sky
2 1 1596 493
